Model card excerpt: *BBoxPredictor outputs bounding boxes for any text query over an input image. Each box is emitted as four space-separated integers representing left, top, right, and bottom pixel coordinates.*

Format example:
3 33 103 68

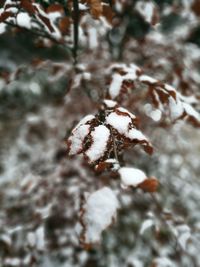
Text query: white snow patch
109 73 123 99
135 1 156 24
127 128 147 141
69 124 91 155
35 226 45 251
16 13 31 29
81 187 119 244
85 125 110 162
139 74 158 84
183 102 200 122
169 96 184 120
119 167 147 189
103 99 117 108
106 112 131 134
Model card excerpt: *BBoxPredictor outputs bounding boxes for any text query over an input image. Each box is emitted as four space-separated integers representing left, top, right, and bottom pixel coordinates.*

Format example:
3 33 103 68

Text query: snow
117 107 136 119
68 124 91 155
150 109 162 121
36 226 45 251
85 125 110 162
118 167 147 189
139 74 158 84
183 102 200 122
88 27 98 49
135 1 156 24
103 99 117 108
153 257 175 267
0 234 12 246
127 128 147 141
169 96 184 120
0 23 6 34
108 64 141 98
80 187 119 244
78 3 89 10
73 114 95 131
105 158 120 170
68 114 95 155
106 111 132 134
176 224 191 250
16 13 32 29
140 219 154 234
27 232 36 247
4 258 21 266
109 73 123 99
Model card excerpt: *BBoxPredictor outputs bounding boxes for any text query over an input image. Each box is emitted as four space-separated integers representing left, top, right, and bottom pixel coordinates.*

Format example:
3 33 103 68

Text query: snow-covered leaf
78 187 119 247
118 167 147 189
105 106 153 154
107 63 141 99
67 114 95 155
85 125 111 163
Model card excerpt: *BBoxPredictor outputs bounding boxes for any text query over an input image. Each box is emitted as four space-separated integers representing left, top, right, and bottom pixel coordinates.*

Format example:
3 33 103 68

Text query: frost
85 125 110 162
79 187 119 245
118 167 147 189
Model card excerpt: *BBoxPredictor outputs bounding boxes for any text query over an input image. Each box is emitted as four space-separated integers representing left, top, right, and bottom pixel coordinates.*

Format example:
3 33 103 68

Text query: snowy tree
0 0 200 266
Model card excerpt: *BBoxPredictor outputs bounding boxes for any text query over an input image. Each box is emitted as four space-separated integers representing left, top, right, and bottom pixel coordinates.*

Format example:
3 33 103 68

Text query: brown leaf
143 144 154 155
47 3 64 14
102 4 114 24
138 177 159 192
21 0 36 14
37 14 55 33
58 17 71 35
191 0 200 16
0 11 13 23
87 0 103 19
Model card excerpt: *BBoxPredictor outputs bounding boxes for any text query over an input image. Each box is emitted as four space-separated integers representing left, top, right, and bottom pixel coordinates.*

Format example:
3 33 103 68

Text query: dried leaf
138 177 159 192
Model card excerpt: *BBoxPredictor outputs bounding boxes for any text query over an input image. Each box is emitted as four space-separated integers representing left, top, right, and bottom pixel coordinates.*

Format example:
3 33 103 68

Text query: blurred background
0 0 200 266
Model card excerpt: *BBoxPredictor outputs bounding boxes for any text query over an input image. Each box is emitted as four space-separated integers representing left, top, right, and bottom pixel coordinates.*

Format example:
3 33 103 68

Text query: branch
73 0 79 64
4 20 72 53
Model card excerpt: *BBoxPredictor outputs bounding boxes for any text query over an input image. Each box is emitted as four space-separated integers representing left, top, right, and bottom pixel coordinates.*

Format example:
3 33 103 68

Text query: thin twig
111 129 119 162
4 21 72 51
73 0 79 65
